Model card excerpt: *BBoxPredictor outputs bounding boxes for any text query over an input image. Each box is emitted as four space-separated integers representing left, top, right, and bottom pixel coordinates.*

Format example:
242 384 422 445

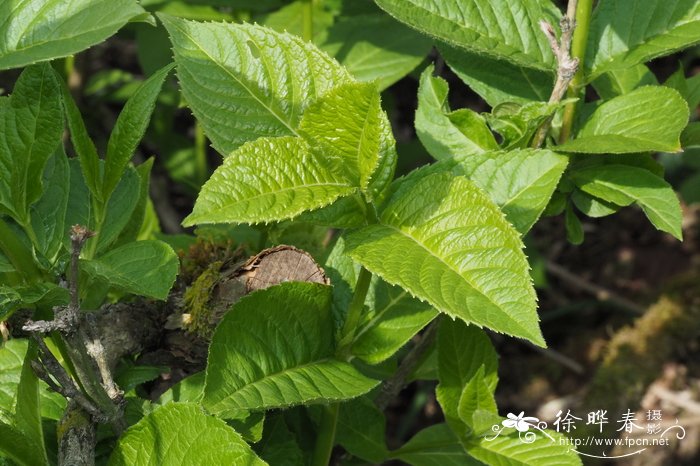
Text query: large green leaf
203 282 379 418
103 64 173 199
345 172 544 346
335 397 388 463
0 0 146 70
351 280 437 365
299 82 390 196
571 165 683 240
161 15 352 156
464 429 582 466
320 14 433 91
437 319 498 439
592 64 658 100
109 403 268 466
442 149 569 234
586 0 700 80
13 341 46 465
183 137 355 226
0 422 45 466
374 0 557 70
29 148 70 260
416 66 498 161
0 64 62 222
557 86 689 154
390 423 482 466
441 46 553 107
80 240 179 300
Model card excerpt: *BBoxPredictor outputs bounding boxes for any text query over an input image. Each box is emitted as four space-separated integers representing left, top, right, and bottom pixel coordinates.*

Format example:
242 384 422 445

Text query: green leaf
156 372 205 406
664 65 700 111
96 165 140 253
390 423 481 466
416 67 498 161
0 0 146 70
257 414 305 466
109 403 268 466
13 341 46 464
114 158 155 248
557 86 689 154
592 64 658 99
441 45 553 107
57 70 102 201
299 81 396 199
351 280 437 365
0 421 46 466
374 0 557 70
80 240 179 299
457 366 500 435
345 172 544 346
571 165 683 240
486 101 568 149
586 0 700 80
0 64 62 222
161 14 351 156
565 203 584 245
103 64 173 199
335 397 388 463
64 159 93 237
682 122 700 148
260 0 334 42
203 283 378 418
444 149 569 234
571 189 620 218
437 319 498 438
320 14 432 90
464 429 582 466
0 283 70 321
29 147 70 260
183 137 355 226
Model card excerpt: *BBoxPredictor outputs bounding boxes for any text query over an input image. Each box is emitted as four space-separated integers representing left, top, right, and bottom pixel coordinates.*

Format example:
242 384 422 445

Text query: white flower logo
502 412 540 432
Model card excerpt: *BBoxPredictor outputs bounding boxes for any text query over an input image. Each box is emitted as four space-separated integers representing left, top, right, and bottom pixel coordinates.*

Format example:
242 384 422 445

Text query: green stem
311 404 339 466
0 218 42 282
302 0 314 42
559 0 594 143
337 266 373 357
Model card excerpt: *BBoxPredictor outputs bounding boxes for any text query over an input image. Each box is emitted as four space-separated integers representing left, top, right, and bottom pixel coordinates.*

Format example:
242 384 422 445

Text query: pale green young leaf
441 46 553 107
0 0 146 70
374 0 556 70
557 87 689 154
109 403 268 466
203 283 379 418
592 64 658 99
437 319 498 438
30 147 70 260
571 165 683 240
13 341 46 465
336 397 388 463
320 14 432 90
0 64 62 222
300 82 393 196
80 240 179 300
161 15 352 156
586 0 700 80
487 100 570 149
464 429 582 466
457 366 500 435
416 67 498 161
390 423 481 466
345 172 544 346
183 137 355 226
103 64 173 199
